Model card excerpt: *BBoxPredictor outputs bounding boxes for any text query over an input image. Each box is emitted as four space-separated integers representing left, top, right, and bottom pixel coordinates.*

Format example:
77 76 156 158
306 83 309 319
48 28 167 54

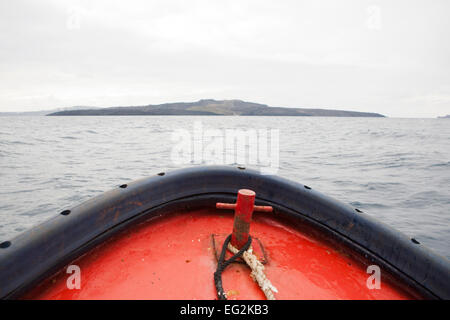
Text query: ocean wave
429 161 450 168
0 116 448 259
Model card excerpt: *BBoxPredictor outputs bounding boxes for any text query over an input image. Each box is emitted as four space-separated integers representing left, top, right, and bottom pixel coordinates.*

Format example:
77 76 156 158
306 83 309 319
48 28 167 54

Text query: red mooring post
216 189 273 249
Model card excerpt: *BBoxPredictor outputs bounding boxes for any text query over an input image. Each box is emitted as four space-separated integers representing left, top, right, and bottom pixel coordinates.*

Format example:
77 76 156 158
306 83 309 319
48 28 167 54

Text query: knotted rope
214 234 277 300
214 234 252 300
227 242 278 300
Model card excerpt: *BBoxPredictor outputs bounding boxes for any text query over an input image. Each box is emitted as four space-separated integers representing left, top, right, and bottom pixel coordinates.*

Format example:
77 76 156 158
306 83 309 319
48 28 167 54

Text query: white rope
227 243 278 300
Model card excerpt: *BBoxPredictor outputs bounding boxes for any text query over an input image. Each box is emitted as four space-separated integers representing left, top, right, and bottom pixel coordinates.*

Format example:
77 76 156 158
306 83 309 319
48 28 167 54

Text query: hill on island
47 99 385 117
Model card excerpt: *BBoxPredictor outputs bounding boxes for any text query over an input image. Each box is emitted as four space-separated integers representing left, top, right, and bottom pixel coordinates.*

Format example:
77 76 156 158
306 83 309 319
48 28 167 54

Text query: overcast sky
0 0 449 117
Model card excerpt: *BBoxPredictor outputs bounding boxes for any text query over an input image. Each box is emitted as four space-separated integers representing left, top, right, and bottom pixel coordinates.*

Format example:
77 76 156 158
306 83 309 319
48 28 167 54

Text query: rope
227 242 278 300
214 234 252 300
213 234 278 300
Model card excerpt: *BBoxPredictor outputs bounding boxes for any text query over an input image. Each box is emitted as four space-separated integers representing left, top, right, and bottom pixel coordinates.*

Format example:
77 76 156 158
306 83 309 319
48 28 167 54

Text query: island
47 99 385 117
438 115 450 118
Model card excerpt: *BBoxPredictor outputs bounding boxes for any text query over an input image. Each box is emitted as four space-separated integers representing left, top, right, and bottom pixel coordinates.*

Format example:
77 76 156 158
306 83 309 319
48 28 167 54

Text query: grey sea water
0 116 449 259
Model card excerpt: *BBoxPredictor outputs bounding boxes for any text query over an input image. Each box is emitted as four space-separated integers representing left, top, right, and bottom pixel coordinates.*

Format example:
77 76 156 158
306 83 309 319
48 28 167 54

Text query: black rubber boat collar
0 166 449 299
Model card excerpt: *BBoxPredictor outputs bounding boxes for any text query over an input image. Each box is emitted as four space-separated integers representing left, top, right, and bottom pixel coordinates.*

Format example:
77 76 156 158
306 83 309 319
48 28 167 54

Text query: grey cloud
0 0 449 117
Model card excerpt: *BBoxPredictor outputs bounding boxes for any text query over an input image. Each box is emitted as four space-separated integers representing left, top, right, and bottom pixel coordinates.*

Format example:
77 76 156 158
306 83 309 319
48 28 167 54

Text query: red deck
23 209 419 300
